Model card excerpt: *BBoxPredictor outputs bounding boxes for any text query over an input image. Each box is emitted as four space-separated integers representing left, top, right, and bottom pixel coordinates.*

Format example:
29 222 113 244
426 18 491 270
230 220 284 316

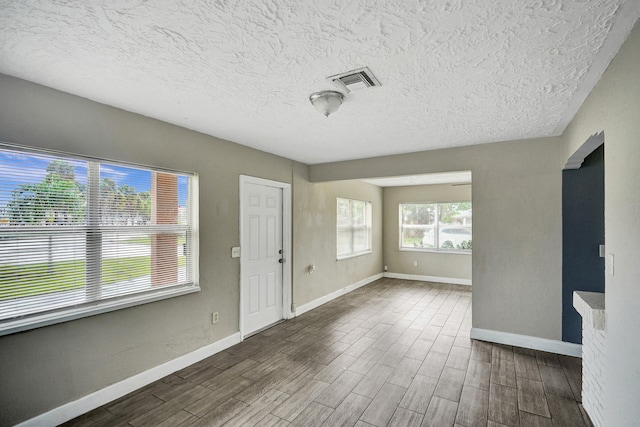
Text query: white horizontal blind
0 146 195 324
350 199 369 253
337 197 352 257
337 197 372 258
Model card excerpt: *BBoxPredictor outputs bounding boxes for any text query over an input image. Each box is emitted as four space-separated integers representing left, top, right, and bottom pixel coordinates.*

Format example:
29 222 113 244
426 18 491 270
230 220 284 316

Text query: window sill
0 284 200 337
399 247 471 255
337 250 373 261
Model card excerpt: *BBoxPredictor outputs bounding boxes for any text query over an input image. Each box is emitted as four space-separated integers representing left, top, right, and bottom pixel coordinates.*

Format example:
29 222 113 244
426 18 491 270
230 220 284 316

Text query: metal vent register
327 67 381 93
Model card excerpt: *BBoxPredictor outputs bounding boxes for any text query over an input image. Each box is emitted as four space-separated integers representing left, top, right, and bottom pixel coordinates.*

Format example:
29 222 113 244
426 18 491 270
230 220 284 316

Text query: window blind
0 146 197 330
337 197 372 258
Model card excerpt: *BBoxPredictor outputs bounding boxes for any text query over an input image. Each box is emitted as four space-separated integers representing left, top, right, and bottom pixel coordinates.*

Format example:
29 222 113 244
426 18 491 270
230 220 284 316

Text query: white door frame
239 175 293 340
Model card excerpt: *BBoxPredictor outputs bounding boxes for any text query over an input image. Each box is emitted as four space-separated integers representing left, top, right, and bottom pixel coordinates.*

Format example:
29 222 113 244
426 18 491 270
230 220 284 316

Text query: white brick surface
582 323 606 427
574 292 606 427
574 291 606 330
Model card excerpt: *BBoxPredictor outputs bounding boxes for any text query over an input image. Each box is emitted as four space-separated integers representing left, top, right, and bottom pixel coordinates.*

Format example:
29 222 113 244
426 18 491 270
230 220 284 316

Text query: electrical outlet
212 312 219 324
413 260 418 267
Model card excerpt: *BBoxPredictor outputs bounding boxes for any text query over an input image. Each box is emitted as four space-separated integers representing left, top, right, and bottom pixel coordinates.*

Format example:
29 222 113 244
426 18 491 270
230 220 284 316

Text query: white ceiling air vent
327 67 381 93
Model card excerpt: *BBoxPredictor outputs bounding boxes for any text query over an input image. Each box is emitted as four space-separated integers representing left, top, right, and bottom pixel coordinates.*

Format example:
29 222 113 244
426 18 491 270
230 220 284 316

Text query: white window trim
337 250 373 261
336 197 372 260
398 247 471 255
399 201 472 254
0 143 200 336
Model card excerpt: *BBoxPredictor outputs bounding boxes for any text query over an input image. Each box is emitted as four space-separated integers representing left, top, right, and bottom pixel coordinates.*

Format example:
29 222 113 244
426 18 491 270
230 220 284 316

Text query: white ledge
573 291 606 330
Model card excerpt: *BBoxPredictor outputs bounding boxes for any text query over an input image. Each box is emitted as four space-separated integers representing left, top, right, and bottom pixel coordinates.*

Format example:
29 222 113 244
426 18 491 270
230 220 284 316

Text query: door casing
239 175 292 340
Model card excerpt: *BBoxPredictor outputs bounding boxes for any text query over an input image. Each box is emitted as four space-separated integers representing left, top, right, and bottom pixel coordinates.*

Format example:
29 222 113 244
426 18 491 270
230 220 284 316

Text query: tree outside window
400 202 472 251
0 146 197 334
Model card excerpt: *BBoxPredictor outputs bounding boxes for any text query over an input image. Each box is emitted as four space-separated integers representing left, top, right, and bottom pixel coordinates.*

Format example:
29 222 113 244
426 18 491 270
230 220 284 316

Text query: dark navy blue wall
562 144 605 344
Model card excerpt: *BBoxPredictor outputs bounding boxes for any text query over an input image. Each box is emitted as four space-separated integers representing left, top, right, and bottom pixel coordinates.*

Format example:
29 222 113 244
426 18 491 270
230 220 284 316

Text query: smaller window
337 197 372 259
400 202 472 252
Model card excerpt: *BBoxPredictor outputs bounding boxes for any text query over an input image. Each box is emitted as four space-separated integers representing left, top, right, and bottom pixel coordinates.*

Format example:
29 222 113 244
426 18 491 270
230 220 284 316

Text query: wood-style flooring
62 278 592 427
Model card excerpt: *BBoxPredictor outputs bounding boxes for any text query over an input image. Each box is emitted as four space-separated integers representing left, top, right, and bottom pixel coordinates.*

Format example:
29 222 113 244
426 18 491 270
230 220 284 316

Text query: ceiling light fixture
309 90 345 117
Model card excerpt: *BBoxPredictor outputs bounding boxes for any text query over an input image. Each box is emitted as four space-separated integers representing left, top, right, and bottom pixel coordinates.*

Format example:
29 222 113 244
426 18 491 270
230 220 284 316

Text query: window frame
336 197 372 260
399 201 472 254
0 143 199 336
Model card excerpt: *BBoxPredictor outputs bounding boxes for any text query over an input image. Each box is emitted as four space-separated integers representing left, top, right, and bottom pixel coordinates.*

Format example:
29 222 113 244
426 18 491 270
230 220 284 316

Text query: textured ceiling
0 1 639 165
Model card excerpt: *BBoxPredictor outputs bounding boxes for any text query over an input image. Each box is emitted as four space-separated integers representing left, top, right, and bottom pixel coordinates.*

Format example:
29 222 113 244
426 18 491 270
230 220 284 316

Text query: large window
400 202 472 252
337 197 372 259
0 145 198 335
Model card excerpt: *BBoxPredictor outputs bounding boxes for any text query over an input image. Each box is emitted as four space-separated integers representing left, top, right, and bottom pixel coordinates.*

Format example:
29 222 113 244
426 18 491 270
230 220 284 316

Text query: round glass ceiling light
309 90 345 117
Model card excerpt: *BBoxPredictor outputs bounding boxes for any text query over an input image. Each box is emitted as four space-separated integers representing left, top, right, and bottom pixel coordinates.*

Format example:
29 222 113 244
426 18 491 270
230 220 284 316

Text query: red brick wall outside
151 173 178 286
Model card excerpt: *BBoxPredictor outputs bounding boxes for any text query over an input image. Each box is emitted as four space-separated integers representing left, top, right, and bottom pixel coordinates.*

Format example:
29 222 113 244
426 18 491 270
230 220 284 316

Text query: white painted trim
282 185 293 320
470 328 582 358
398 247 471 255
295 273 383 317
239 175 293 341
16 332 242 427
384 272 471 286
336 250 373 261
564 131 604 170
191 174 200 298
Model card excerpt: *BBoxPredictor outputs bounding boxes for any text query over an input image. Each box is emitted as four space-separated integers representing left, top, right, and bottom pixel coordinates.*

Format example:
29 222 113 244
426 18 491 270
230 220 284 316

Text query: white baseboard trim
471 328 582 358
295 273 383 317
384 272 472 286
17 332 242 427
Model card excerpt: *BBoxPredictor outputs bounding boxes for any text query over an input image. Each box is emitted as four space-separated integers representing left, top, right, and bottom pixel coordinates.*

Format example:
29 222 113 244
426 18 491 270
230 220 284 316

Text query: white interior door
241 182 283 337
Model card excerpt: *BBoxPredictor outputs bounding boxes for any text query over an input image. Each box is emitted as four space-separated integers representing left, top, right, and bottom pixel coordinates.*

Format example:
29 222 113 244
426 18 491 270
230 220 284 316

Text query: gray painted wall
310 138 564 342
562 20 640 426
292 168 383 308
383 184 472 281
0 74 381 425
